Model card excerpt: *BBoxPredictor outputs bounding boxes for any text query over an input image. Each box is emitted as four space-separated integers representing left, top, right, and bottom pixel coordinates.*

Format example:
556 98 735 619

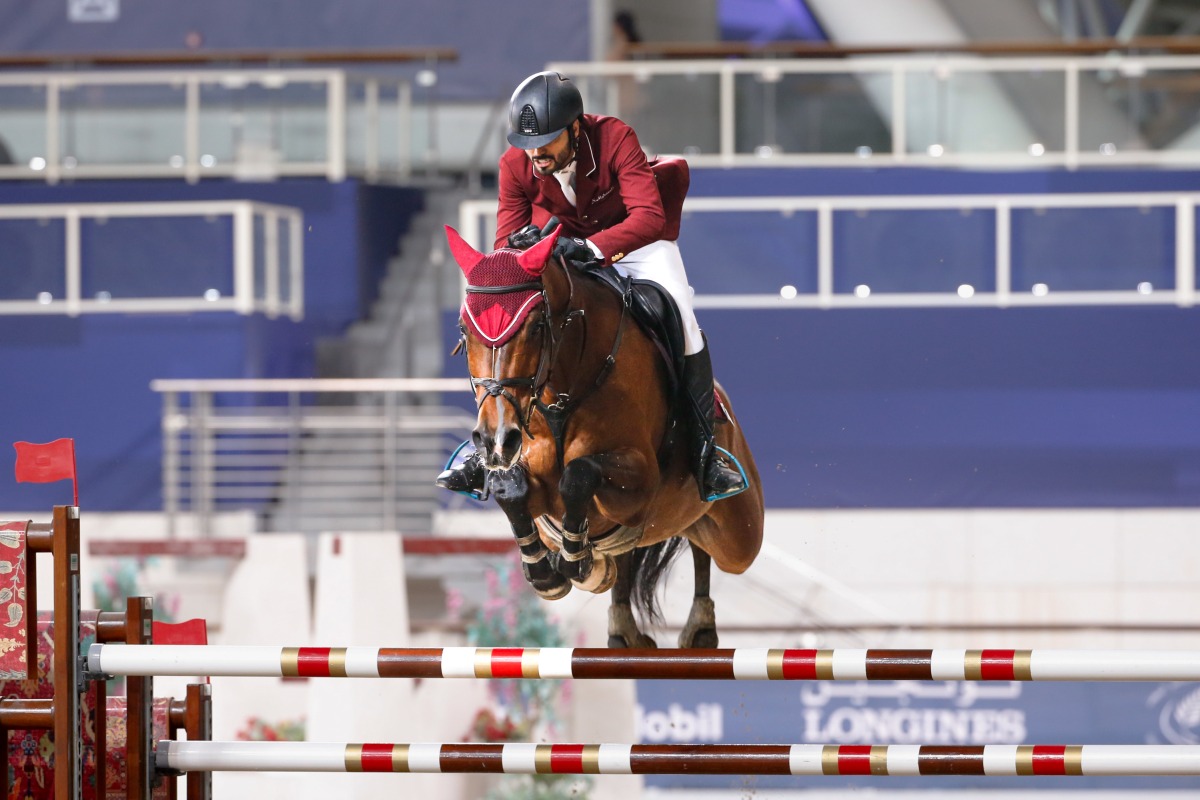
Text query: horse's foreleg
492 467 570 600
555 456 604 586
678 544 718 648
607 551 656 649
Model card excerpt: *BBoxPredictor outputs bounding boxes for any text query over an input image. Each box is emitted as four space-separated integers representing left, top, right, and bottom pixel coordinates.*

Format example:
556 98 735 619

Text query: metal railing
459 191 1200 308
0 200 303 317
0 68 416 183
153 378 475 536
548 54 1200 168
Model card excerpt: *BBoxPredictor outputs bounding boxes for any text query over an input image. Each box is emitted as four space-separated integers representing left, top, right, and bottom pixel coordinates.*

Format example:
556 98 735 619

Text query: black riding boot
435 449 488 497
683 343 746 502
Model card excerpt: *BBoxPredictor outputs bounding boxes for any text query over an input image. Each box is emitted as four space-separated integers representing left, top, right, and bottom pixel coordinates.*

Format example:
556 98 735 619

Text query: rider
437 70 744 502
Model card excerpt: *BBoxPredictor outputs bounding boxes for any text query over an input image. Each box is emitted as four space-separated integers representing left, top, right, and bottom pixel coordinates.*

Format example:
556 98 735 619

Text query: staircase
264 188 477 534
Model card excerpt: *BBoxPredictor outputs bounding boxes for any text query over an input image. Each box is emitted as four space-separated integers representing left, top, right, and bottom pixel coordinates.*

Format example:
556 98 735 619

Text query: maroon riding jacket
494 114 686 265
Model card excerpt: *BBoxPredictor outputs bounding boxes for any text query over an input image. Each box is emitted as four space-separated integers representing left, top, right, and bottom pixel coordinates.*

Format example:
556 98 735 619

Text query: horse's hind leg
678 544 718 648
607 551 656 649
492 467 570 600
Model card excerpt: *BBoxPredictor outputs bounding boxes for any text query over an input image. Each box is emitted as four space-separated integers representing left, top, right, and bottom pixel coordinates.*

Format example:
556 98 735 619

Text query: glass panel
198 79 329 173
345 80 368 173
1078 67 1200 155
0 85 48 168
60 83 186 169
81 216 234 299
277 217 293 305
253 215 267 304
735 71 891 155
834 208 996 294
1011 206 1174 292
680 210 818 294
905 69 1064 156
0 219 65 300
590 73 721 155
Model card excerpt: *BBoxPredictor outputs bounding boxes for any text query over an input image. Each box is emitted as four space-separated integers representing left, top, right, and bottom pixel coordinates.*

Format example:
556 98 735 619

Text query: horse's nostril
501 427 523 457
472 429 491 453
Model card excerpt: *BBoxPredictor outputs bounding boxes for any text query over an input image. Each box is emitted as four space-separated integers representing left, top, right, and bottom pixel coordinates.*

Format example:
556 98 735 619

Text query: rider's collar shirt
553 159 578 207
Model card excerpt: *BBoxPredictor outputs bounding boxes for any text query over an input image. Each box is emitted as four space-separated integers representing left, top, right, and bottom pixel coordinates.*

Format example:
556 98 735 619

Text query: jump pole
89 645 1200 681
156 741 1200 777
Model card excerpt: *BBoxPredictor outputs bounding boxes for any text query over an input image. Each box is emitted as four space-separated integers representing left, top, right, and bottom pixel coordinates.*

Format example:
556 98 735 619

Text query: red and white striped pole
89 644 1200 681
155 741 1200 776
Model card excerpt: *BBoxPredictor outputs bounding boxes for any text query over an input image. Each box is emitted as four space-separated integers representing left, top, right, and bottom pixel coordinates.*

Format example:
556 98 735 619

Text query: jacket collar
572 123 598 210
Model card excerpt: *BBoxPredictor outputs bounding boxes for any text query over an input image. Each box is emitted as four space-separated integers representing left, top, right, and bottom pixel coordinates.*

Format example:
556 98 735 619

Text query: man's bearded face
526 125 576 176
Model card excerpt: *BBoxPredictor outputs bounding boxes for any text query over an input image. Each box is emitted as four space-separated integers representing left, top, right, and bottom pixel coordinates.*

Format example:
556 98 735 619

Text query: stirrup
704 446 748 502
436 441 490 501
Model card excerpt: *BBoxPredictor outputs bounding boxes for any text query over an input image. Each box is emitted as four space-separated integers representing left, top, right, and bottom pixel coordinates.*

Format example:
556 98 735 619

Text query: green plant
235 715 306 741
465 555 593 800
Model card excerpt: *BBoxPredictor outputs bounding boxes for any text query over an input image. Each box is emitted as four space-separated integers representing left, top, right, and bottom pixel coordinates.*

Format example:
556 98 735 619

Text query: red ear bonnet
451 225 560 347
516 225 560 275
444 225 484 275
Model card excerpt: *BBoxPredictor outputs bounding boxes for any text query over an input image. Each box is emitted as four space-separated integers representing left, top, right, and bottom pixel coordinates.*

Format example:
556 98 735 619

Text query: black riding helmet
506 71 584 149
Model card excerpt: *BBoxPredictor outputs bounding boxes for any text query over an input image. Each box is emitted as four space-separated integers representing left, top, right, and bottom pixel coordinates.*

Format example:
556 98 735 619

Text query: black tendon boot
435 449 488 499
682 343 747 501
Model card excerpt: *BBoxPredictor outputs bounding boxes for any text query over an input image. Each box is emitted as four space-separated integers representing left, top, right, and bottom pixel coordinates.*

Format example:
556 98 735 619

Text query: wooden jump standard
9 507 211 800
156 741 1200 777
89 645 1200 682
19 507 82 800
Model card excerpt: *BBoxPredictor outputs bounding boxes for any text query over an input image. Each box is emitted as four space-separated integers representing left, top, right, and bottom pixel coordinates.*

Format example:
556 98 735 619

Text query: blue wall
0 178 422 511
686 167 1200 508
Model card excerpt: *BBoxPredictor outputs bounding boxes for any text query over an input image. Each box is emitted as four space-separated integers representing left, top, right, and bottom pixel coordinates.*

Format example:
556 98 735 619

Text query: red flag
152 618 208 645
13 439 78 506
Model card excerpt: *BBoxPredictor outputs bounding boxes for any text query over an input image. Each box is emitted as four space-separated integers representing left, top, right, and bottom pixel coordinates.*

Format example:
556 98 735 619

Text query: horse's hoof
680 627 718 649
556 549 594 583
678 597 718 649
571 552 616 594
608 633 658 649
532 579 572 601
523 559 571 600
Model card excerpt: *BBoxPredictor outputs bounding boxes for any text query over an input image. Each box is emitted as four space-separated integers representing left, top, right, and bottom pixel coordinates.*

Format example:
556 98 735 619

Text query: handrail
460 190 1200 309
547 53 1200 169
153 378 475 536
0 200 304 318
0 66 417 183
0 48 459 69
151 378 466 393
625 35 1200 60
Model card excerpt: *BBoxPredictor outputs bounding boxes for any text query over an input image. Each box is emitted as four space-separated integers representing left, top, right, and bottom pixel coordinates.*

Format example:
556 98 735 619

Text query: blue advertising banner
635 679 1200 790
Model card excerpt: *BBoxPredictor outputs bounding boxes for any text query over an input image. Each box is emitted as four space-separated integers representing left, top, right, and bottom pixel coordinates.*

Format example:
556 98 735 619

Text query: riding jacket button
612 252 625 263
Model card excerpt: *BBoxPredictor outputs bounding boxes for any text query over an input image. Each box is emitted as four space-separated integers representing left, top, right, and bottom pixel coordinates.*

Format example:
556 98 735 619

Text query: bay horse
445 225 764 648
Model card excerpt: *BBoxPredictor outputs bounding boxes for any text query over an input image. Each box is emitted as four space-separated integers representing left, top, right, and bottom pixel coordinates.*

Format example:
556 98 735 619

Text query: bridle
460 278 553 440
458 254 631 465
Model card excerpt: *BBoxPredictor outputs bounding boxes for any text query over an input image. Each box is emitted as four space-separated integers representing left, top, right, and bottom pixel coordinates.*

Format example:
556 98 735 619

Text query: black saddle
589 268 686 395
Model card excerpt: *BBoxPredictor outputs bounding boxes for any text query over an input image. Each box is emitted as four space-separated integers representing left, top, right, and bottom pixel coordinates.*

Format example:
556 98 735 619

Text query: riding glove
506 224 543 250
553 236 603 270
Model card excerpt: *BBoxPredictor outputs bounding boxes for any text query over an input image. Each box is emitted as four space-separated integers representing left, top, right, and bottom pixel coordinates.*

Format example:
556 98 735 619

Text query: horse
445 225 764 648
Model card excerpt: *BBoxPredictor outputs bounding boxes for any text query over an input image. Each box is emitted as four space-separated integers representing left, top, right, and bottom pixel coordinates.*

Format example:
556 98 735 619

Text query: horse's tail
629 537 687 625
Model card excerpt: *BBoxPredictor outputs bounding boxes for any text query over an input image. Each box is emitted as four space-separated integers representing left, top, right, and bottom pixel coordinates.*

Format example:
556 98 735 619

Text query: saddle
590 269 686 394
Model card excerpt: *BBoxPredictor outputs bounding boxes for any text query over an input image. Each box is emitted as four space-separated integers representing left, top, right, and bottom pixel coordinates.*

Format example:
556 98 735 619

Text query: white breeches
608 240 704 354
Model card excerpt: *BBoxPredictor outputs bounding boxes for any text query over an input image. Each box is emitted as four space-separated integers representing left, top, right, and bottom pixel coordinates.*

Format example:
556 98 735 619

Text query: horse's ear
444 225 484 274
516 225 560 276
